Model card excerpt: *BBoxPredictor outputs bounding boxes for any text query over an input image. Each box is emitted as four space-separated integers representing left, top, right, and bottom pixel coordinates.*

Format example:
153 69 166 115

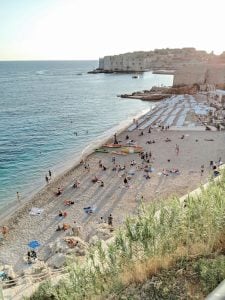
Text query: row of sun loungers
128 94 212 131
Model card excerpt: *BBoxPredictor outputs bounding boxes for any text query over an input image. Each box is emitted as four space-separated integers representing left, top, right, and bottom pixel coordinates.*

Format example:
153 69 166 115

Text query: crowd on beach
0 111 224 273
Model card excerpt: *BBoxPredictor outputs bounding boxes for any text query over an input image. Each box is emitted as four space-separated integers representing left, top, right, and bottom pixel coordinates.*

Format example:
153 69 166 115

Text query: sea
0 60 173 213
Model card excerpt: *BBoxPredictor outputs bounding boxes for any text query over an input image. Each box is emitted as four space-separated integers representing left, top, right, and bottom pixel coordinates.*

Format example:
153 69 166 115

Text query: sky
0 0 224 60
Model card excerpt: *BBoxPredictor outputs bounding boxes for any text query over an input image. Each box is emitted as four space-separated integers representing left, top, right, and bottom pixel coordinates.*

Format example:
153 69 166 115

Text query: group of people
27 250 37 264
45 170 52 184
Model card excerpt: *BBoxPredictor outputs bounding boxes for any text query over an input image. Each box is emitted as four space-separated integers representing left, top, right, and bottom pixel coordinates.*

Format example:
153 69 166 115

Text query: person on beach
16 191 20 203
100 180 104 187
73 179 80 188
48 170 52 178
108 214 113 226
114 133 118 144
201 165 204 176
112 156 116 164
56 187 62 196
126 135 129 140
92 176 99 183
64 200 74 206
124 177 129 187
45 175 49 184
99 216 105 224
148 127 151 133
1 226 9 238
175 144 179 155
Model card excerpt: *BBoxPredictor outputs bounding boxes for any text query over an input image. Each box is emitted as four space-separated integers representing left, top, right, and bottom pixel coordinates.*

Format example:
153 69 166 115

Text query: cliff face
173 63 225 87
98 48 211 72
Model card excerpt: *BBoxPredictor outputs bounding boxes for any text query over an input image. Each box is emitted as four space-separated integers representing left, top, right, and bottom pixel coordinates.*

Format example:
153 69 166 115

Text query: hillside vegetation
29 172 225 300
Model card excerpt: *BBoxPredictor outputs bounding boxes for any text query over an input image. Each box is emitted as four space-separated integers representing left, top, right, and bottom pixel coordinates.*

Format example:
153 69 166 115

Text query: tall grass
29 171 225 299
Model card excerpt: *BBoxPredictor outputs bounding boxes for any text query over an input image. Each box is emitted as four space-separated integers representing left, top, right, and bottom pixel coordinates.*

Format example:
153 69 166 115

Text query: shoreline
1 91 225 276
0 107 151 227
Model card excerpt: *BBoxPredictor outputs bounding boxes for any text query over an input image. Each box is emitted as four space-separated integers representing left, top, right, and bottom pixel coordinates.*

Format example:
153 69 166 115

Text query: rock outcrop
91 48 223 73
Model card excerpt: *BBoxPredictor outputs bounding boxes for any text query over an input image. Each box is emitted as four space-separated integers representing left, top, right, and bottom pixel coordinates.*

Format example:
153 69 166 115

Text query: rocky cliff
95 48 212 72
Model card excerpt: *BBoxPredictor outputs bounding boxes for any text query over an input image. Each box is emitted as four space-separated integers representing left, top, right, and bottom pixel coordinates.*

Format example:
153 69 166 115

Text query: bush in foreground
29 173 225 299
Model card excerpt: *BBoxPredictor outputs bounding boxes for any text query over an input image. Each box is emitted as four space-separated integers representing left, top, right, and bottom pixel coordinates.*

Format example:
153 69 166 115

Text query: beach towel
83 206 96 214
29 207 44 216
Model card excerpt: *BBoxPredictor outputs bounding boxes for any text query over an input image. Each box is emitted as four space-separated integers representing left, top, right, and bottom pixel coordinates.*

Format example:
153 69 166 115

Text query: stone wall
98 48 212 72
173 64 225 87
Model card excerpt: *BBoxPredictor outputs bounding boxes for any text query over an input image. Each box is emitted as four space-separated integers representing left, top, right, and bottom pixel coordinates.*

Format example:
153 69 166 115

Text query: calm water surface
0 60 173 210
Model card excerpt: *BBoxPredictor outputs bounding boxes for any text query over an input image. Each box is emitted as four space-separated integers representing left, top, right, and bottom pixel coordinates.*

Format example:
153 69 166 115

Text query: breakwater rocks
119 85 200 101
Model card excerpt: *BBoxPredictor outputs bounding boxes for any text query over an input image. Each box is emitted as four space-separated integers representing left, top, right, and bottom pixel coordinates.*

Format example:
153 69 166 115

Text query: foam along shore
0 91 225 278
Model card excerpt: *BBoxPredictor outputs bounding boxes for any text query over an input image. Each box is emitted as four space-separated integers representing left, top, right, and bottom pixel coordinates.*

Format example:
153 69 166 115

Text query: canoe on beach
111 151 128 155
121 146 143 154
95 148 109 153
102 144 122 148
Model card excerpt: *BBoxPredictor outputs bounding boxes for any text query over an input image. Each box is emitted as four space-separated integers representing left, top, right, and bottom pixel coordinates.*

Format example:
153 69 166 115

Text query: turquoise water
0 61 173 210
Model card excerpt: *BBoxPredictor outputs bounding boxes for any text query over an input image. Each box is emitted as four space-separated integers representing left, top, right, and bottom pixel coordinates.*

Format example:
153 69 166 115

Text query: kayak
95 148 109 153
111 151 128 156
121 147 143 154
102 144 122 148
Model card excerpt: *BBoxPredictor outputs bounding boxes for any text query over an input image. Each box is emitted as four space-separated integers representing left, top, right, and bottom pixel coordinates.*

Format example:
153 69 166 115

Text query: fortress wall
173 64 207 86
173 64 225 86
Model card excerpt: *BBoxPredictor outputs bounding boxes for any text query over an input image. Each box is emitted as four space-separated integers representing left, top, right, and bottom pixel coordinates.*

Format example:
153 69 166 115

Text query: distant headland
89 48 225 88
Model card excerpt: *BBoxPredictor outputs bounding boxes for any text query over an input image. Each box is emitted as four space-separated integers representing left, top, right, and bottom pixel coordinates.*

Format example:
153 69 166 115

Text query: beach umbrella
28 240 41 249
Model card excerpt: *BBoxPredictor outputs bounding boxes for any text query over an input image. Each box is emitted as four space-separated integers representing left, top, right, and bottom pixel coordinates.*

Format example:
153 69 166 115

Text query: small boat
111 151 128 156
132 75 139 79
121 147 143 154
102 144 122 148
95 148 109 153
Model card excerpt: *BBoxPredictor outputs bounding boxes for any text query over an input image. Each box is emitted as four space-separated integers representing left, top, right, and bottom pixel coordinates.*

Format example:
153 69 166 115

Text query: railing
1 267 67 300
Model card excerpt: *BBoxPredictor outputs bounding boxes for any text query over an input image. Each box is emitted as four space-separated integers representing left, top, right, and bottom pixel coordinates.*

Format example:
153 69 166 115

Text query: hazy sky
0 0 224 60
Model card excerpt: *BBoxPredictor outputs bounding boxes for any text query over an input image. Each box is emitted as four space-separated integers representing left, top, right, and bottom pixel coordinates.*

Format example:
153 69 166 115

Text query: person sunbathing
2 226 9 237
64 200 74 206
165 138 171 142
162 169 169 176
63 223 70 231
56 187 62 196
92 176 99 183
73 180 80 188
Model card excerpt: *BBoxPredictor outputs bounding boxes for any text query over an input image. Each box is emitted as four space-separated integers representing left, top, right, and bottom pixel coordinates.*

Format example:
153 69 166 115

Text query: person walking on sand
45 175 49 184
108 214 113 226
114 133 118 144
16 191 20 203
48 170 52 178
201 165 204 176
175 144 179 156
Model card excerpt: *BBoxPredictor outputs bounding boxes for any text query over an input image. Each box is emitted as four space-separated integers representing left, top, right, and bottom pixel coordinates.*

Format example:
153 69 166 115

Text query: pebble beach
1 92 225 275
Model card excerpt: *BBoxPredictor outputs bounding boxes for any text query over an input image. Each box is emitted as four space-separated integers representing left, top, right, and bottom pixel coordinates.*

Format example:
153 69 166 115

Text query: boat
132 75 139 79
102 144 122 148
111 151 128 156
95 148 109 153
121 146 143 154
